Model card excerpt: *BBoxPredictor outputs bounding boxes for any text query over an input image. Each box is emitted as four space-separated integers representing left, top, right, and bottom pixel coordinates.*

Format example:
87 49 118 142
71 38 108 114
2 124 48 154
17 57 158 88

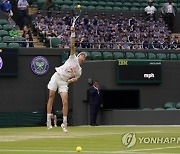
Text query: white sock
47 114 52 122
63 116 67 124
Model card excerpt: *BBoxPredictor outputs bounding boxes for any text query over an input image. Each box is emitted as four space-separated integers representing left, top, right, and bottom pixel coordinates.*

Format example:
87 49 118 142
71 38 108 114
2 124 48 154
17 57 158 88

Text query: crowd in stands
34 10 180 50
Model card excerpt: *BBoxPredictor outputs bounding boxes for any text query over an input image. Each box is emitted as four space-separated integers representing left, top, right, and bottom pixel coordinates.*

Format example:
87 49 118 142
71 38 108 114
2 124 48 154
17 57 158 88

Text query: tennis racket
72 2 82 27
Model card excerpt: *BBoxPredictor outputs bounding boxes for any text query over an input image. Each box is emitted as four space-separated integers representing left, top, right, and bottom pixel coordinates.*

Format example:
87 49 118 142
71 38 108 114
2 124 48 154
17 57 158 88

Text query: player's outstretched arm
70 26 75 55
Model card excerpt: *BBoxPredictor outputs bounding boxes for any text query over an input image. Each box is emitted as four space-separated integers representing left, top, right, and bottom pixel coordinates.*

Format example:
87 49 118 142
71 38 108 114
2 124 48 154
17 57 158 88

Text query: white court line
125 145 180 153
0 149 177 154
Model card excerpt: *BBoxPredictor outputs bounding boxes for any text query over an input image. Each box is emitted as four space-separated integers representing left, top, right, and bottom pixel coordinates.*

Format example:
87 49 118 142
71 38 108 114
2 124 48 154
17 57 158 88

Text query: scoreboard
116 59 162 84
0 49 18 76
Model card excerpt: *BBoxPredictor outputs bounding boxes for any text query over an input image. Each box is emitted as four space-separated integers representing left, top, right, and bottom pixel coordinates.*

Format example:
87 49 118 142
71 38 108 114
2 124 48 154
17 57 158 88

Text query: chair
132 2 140 7
148 53 157 59
113 6 121 11
14 36 25 42
87 5 96 10
60 5 70 9
0 25 2 30
164 101 176 109
63 0 73 5
2 36 14 43
96 6 104 10
156 53 167 60
104 6 112 10
0 30 9 37
89 1 98 6
97 1 106 7
114 2 122 7
175 102 180 109
130 7 139 11
3 24 13 31
8 42 20 48
135 52 146 59
121 6 129 11
169 53 177 60
0 42 7 48
83 51 90 60
125 52 135 59
91 51 102 60
54 0 63 5
123 2 131 7
81 0 89 6
106 2 114 7
50 38 62 48
102 52 113 60
113 52 124 60
0 19 8 25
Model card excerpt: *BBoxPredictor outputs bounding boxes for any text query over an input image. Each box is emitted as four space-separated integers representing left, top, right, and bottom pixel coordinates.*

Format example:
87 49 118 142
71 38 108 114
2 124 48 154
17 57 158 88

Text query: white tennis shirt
55 54 82 81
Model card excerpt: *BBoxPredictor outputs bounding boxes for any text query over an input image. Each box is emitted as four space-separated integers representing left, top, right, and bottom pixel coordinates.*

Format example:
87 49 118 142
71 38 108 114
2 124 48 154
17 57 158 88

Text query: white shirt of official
145 6 156 14
167 4 173 13
55 54 82 81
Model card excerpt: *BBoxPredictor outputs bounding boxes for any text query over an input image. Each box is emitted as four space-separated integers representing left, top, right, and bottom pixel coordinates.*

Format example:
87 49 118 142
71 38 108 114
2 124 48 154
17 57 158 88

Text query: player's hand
67 78 77 83
71 26 75 32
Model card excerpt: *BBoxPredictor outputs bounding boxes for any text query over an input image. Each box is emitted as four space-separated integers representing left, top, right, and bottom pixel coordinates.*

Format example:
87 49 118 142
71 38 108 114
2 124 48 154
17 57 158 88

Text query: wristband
71 32 75 38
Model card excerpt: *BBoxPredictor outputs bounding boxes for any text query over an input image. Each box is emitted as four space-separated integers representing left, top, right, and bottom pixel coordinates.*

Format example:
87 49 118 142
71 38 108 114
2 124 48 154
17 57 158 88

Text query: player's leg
47 90 56 129
54 115 57 127
60 92 68 133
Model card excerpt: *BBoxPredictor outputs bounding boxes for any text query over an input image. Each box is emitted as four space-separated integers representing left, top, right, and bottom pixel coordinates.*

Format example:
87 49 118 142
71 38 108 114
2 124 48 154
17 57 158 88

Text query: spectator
152 36 161 50
144 1 157 20
22 33 34 48
45 10 53 24
162 37 171 50
132 37 142 49
121 35 131 49
22 25 33 40
142 36 150 49
171 36 180 49
161 0 177 32
17 0 31 30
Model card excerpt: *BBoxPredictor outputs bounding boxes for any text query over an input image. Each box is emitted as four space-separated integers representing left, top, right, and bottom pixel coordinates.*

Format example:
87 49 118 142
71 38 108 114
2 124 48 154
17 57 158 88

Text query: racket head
71 2 82 27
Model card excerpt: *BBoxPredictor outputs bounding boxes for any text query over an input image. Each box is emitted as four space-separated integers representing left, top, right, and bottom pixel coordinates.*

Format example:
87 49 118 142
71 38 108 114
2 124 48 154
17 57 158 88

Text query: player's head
77 52 87 64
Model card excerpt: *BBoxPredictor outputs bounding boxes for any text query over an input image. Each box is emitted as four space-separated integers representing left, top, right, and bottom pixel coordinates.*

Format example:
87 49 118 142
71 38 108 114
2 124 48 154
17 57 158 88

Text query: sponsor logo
144 73 154 79
122 132 180 148
31 56 49 75
0 57 3 69
122 132 136 148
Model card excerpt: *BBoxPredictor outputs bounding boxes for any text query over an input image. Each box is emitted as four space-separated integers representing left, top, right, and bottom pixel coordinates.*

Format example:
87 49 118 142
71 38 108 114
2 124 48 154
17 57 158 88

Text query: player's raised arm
70 26 76 55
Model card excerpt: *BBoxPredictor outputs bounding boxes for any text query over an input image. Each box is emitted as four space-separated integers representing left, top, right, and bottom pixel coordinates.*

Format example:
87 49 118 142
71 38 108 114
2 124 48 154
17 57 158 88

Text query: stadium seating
102 52 113 60
2 24 13 31
175 102 180 109
156 53 168 60
148 53 157 59
50 38 62 48
164 102 176 109
135 52 146 59
2 36 14 43
169 53 177 60
0 19 8 25
125 52 135 59
8 42 20 48
113 52 124 60
0 30 9 37
91 51 102 60
0 42 7 48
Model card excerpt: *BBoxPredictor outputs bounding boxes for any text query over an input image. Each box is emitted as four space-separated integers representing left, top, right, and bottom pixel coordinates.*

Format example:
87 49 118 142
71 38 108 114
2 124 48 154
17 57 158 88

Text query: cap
77 52 87 58
66 11 70 14
37 11 41 14
56 11 60 14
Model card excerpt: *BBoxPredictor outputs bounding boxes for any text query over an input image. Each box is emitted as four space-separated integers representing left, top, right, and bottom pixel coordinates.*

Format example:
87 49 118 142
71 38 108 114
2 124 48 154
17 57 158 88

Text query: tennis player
46 26 87 132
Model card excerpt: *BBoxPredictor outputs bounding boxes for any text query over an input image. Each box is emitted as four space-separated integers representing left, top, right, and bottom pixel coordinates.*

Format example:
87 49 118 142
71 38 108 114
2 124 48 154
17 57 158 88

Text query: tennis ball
77 4 81 9
76 146 82 152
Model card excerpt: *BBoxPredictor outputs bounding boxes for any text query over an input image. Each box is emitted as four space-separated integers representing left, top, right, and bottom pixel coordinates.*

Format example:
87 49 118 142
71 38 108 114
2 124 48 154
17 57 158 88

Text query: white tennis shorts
47 72 68 93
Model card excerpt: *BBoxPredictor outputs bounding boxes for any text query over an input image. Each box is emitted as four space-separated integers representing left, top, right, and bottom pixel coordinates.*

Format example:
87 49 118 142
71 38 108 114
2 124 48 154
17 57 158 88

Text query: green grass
0 126 180 153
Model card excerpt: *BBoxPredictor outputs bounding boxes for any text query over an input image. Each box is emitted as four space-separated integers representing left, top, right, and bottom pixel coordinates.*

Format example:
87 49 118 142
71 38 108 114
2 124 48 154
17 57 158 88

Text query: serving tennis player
46 26 87 133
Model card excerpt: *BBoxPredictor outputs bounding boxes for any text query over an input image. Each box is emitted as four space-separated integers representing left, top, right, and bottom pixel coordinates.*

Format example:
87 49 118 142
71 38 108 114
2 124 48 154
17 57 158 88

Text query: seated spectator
162 37 171 50
171 36 180 49
22 33 34 48
144 1 156 20
142 36 151 49
80 35 90 48
22 25 33 40
152 36 161 50
121 35 131 49
132 37 142 49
